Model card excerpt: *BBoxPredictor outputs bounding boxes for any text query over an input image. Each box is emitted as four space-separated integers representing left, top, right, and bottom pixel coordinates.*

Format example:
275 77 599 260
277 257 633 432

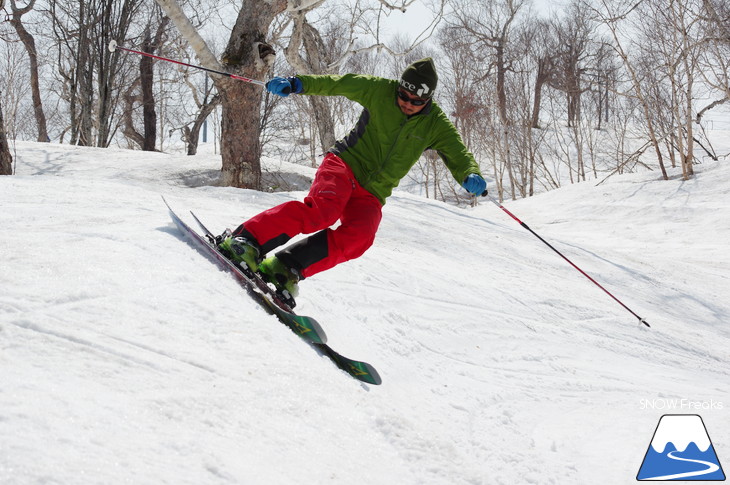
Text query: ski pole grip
481 189 489 197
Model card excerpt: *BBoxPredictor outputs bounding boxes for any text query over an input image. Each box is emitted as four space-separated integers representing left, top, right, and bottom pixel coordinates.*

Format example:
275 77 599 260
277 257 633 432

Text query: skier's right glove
266 76 303 97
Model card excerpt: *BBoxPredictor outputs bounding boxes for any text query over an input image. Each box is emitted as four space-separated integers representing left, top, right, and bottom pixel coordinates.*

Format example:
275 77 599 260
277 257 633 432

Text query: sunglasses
397 89 428 106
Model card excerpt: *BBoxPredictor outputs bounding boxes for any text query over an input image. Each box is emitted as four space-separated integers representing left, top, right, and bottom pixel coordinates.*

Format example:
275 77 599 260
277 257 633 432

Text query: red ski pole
486 194 650 328
108 40 267 88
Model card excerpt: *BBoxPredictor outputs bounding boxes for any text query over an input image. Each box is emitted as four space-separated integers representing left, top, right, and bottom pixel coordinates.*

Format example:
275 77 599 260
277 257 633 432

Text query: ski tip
364 365 382 385
346 361 382 385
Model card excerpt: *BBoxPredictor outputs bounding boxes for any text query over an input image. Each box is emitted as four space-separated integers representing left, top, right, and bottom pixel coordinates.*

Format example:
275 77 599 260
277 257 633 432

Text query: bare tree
8 0 49 142
702 0 730 41
51 0 93 144
449 0 525 126
121 9 170 151
0 94 12 175
509 20 553 195
155 0 286 188
445 0 527 200
284 13 339 152
589 41 615 131
548 1 594 129
589 0 670 180
139 25 163 150
180 76 221 156
522 18 558 129
0 24 29 140
0 0 12 174
639 0 705 179
50 0 142 146
696 0 730 123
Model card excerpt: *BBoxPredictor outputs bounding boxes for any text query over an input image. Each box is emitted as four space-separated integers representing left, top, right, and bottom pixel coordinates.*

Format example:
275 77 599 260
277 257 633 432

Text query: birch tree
589 0 670 180
696 0 730 125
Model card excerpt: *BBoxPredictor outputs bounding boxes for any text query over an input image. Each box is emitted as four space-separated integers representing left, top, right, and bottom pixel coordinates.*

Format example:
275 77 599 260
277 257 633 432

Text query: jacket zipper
362 117 410 188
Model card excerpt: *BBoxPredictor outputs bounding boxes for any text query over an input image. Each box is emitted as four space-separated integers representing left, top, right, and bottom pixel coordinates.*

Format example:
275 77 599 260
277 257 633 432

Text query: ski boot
259 256 300 308
217 232 262 274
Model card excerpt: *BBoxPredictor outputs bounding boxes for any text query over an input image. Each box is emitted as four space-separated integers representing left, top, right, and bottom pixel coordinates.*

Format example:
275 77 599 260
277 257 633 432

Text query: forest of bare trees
1 0 728 202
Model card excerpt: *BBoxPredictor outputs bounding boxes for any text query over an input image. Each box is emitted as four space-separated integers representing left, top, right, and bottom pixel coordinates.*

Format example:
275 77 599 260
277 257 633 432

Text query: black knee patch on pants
260 233 292 255
276 230 328 276
233 224 291 255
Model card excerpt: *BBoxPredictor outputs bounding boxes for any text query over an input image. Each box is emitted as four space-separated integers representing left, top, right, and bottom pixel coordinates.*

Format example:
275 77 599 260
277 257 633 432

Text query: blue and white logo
637 414 726 481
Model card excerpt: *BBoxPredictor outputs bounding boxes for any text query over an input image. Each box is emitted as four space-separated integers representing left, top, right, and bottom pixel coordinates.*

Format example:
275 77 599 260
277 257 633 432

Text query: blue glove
265 76 303 97
462 174 487 195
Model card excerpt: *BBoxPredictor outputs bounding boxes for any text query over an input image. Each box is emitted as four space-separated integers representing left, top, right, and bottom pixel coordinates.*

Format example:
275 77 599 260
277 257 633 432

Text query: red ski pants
241 153 383 278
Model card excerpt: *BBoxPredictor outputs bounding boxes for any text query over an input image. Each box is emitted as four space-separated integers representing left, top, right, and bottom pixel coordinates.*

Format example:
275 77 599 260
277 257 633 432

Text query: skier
218 57 486 305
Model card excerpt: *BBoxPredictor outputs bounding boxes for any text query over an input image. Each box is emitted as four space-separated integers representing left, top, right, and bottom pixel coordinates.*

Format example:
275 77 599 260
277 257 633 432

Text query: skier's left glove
462 174 487 195
266 76 303 97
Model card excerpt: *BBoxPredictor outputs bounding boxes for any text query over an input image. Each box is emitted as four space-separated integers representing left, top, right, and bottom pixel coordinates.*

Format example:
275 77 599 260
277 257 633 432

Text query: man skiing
218 58 486 306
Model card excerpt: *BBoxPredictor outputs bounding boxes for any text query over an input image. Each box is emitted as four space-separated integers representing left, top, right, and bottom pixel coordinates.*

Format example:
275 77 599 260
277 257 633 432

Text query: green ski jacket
297 73 481 205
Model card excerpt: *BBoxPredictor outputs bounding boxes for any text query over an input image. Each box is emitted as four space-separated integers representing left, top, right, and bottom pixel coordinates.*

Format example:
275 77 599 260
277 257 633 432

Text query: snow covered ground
1 141 728 484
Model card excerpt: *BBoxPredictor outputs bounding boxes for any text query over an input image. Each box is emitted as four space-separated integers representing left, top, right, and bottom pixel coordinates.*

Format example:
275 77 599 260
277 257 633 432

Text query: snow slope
1 141 728 485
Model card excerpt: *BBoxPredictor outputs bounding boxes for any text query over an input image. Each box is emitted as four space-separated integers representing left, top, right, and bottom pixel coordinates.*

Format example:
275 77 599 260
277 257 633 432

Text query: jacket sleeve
429 111 482 184
296 73 386 105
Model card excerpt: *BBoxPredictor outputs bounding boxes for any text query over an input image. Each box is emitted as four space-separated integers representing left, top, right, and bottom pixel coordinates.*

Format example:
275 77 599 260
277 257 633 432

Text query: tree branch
695 96 729 122
153 0 221 80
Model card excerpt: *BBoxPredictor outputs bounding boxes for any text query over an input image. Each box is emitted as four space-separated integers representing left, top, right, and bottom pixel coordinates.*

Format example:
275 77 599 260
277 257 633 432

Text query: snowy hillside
1 141 728 485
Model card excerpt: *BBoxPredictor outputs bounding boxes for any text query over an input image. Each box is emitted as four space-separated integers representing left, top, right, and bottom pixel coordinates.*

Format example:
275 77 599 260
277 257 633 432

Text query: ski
163 197 382 385
188 210 300 313
163 196 326 344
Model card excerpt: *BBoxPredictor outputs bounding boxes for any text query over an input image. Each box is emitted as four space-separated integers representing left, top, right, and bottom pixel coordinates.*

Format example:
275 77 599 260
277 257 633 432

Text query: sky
379 0 563 43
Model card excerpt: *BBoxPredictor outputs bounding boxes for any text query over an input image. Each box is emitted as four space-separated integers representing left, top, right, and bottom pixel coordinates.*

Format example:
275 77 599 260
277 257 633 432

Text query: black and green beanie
399 57 438 99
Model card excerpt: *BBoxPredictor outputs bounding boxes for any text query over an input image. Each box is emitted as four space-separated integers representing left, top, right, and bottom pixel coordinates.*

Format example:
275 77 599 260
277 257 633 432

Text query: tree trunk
122 80 146 148
9 0 50 142
156 0 285 189
96 0 140 147
301 19 336 151
71 4 94 147
531 57 550 129
185 94 221 155
0 99 12 175
496 45 509 125
220 81 263 188
681 59 695 179
218 2 280 189
309 96 336 152
141 31 158 151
